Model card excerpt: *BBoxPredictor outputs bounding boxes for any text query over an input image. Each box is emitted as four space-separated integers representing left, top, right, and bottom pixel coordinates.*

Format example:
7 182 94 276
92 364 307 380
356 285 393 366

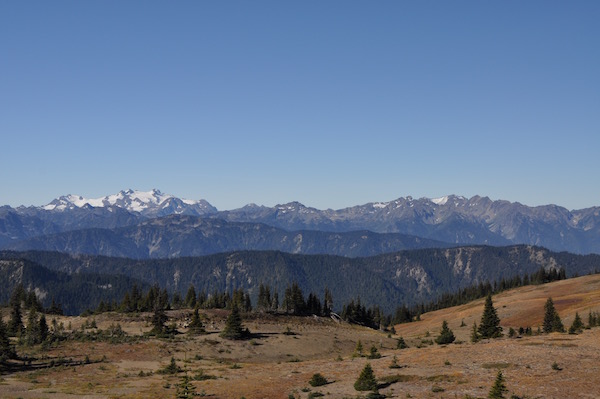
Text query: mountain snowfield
41 188 216 217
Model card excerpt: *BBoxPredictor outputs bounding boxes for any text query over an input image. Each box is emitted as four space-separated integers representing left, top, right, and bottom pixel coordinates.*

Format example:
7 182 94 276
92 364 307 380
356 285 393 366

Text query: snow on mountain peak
42 189 216 215
431 196 449 205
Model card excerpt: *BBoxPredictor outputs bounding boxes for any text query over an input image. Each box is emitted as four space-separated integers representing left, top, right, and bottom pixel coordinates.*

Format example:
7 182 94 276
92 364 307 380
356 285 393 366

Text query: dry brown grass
1 274 600 398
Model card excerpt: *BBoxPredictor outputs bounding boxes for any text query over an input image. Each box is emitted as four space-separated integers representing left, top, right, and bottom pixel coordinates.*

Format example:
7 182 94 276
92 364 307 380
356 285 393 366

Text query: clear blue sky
1 1 599 210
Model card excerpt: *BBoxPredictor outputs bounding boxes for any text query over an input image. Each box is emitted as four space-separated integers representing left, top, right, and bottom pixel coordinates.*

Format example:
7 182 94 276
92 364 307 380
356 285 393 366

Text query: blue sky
1 1 599 210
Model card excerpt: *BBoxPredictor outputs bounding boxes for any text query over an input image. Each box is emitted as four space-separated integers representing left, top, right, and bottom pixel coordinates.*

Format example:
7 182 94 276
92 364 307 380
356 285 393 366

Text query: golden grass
1 274 599 398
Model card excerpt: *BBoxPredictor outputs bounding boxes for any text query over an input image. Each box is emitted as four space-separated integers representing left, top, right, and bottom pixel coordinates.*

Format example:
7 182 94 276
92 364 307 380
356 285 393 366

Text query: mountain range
1 189 599 255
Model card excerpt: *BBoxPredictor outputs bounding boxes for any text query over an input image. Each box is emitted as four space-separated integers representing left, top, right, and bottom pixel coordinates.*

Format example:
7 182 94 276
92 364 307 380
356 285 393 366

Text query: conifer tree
171 291 182 309
184 285 197 308
25 308 41 346
367 345 382 359
150 307 168 335
187 308 205 335
0 317 14 362
488 370 507 399
176 373 197 398
354 363 378 392
354 340 364 356
471 321 480 343
271 291 279 312
543 298 564 333
39 314 48 343
569 312 584 334
435 320 456 345
478 294 502 338
8 298 24 337
220 305 246 340
257 284 271 311
396 336 408 349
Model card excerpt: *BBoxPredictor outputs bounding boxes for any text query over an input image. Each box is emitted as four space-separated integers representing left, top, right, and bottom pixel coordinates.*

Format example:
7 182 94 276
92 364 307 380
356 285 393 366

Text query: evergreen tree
354 363 378 392
39 314 48 343
488 370 508 399
184 285 197 308
471 321 480 343
46 298 63 315
9 283 25 307
435 320 456 345
26 291 43 312
389 355 401 369
8 298 24 337
367 345 382 359
176 373 197 398
172 291 183 309
396 336 408 349
0 317 14 362
187 308 205 335
150 307 168 335
159 356 182 374
569 312 584 334
271 292 279 312
220 305 246 340
543 298 564 333
25 308 41 346
257 284 272 311
354 340 364 356
478 294 502 338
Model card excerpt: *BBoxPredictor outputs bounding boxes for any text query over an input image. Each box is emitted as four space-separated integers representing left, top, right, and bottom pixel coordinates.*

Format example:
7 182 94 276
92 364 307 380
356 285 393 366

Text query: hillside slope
3 246 600 315
395 273 600 341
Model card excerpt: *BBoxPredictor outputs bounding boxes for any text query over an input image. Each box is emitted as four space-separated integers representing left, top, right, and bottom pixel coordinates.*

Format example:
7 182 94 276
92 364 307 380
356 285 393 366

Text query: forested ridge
1 245 599 315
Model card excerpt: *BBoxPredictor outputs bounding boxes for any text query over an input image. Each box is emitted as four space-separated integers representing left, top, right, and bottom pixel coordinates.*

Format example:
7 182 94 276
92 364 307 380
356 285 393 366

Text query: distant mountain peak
41 189 217 217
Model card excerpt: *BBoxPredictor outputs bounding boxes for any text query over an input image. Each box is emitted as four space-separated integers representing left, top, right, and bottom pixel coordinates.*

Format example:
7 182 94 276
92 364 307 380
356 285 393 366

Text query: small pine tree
25 308 41 346
176 373 197 398
471 321 480 343
150 307 168 335
478 294 502 339
220 305 246 340
0 317 14 362
569 312 584 334
354 340 364 356
543 298 564 333
159 357 182 374
435 320 456 345
354 363 378 392
187 308 205 335
8 299 24 337
389 355 401 369
396 336 408 349
488 370 508 399
367 345 382 359
39 314 48 342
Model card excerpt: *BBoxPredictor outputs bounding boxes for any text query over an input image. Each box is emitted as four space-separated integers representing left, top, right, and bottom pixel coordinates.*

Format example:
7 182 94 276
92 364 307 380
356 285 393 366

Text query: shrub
308 373 328 387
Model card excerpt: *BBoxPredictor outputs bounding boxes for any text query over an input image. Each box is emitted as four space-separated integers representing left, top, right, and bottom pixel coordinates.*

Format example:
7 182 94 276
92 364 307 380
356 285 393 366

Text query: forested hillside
2 245 599 315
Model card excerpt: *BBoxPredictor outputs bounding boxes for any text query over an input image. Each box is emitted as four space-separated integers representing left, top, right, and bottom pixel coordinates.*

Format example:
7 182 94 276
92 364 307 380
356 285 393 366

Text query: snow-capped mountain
213 195 600 254
42 189 217 217
1 192 599 255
